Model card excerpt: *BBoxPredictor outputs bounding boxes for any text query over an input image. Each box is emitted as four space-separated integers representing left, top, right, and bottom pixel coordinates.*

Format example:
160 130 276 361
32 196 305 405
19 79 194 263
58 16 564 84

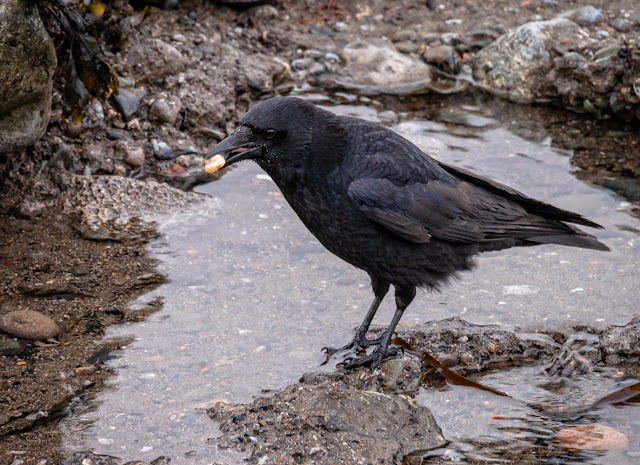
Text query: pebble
377 110 398 124
171 33 187 42
324 52 340 62
0 310 59 340
116 141 146 167
149 94 182 125
334 21 349 32
0 340 24 356
560 6 604 26
151 139 173 159
557 425 629 451
309 62 326 75
81 99 104 129
380 359 421 393
292 58 311 70
117 75 135 88
596 30 609 39
609 18 629 33
395 41 418 54
112 88 147 121
106 131 127 141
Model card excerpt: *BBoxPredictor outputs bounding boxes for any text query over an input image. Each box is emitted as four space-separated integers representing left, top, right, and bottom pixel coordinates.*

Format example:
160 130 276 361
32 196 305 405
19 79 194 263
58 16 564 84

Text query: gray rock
116 141 146 167
0 0 57 152
81 99 104 129
242 54 290 92
112 88 147 121
609 18 629 33
0 340 23 356
473 18 582 103
0 311 59 340
210 372 446 464
149 94 182 125
559 6 604 26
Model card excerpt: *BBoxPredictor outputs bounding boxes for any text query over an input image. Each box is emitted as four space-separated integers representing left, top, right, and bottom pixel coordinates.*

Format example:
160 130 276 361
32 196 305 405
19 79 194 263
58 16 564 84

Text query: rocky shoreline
1 0 640 463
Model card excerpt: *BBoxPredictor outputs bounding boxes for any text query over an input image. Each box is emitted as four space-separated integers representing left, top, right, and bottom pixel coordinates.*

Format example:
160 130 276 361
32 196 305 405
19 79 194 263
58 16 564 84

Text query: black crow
205 97 609 369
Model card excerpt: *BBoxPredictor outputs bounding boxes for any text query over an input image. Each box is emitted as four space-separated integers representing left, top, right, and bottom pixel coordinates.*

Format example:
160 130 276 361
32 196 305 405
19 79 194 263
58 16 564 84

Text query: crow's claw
337 345 402 370
322 333 385 356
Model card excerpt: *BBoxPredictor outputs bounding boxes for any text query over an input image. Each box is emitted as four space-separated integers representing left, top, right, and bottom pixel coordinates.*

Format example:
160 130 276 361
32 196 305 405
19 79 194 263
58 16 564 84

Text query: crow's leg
341 285 416 369
322 276 390 355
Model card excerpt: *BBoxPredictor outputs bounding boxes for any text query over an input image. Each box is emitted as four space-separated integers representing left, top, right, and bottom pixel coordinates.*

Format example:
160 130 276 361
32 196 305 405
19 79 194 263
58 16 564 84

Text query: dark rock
209 372 446 464
380 359 421 393
0 310 59 340
0 340 24 356
0 0 57 152
106 131 128 141
112 88 147 121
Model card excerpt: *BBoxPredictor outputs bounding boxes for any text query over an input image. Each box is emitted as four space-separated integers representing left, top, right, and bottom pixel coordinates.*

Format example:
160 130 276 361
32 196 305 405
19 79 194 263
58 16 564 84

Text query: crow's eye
265 128 277 139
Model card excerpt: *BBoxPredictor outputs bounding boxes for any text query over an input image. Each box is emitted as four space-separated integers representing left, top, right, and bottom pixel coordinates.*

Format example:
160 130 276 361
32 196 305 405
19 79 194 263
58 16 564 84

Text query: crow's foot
321 333 384 356
338 346 401 370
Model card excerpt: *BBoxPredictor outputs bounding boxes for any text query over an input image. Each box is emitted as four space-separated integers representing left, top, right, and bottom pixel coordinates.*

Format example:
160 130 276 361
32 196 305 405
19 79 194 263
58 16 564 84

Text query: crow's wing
346 175 530 244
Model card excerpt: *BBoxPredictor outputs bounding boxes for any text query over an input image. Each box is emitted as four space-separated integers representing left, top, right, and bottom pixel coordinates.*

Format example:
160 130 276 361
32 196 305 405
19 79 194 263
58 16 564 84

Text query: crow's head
205 97 330 176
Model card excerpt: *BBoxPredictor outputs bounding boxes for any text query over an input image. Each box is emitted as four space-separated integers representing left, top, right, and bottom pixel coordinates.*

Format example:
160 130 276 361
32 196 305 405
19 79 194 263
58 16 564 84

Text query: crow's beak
205 126 259 173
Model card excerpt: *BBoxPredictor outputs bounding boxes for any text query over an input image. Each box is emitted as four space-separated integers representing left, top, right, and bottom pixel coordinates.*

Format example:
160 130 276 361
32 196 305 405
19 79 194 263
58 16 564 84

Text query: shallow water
61 98 639 463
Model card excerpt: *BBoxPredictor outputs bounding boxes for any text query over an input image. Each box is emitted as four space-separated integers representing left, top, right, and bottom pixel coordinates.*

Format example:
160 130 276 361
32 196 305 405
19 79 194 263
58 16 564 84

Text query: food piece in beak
205 154 226 173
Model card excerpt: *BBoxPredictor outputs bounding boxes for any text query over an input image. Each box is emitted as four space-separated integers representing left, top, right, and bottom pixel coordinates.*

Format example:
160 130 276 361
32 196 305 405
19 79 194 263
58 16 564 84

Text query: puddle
61 99 639 463
415 367 640 463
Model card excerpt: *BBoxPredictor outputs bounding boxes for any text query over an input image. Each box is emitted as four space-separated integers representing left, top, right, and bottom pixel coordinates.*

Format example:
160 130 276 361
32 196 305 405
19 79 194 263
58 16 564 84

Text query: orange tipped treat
205 154 226 173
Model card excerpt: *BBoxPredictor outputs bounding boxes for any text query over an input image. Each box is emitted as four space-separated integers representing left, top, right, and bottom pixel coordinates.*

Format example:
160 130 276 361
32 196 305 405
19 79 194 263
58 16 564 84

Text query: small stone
106 131 127 141
82 165 92 176
112 163 127 176
292 58 311 70
377 110 398 123
596 30 609 39
324 52 340 62
309 62 325 75
388 29 417 43
112 88 147 121
126 118 141 131
198 127 227 141
0 310 59 340
175 154 203 168
252 5 279 21
117 75 135 88
0 340 24 356
172 33 187 42
151 139 173 159
81 99 104 129
149 95 182 125
609 18 629 32
334 21 349 32
559 6 604 26
557 425 629 451
395 41 418 54
116 141 146 167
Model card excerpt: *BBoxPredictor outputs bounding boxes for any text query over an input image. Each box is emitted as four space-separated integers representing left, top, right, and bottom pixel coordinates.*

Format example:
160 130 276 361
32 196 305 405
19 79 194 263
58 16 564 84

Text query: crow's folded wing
346 176 534 244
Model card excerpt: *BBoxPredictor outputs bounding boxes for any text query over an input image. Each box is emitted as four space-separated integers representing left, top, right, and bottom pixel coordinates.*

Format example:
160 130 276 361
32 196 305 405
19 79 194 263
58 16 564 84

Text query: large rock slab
210 371 446 464
0 0 57 153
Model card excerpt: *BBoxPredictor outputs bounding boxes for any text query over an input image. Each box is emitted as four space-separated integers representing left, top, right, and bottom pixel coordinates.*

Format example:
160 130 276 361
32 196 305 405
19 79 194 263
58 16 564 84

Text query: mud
1 0 640 463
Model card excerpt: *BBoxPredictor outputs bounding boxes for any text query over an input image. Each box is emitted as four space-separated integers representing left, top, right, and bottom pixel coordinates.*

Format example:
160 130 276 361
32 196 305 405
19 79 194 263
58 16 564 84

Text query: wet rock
116 141 146 167
557 425 629 451
601 315 640 359
0 0 57 152
65 122 84 138
151 139 173 159
545 331 601 376
112 88 147 121
473 18 583 103
395 41 418 54
394 317 558 374
423 45 462 75
559 6 604 26
106 131 127 141
149 94 182 125
0 310 59 340
209 372 446 464
0 340 24 356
